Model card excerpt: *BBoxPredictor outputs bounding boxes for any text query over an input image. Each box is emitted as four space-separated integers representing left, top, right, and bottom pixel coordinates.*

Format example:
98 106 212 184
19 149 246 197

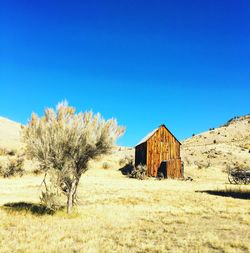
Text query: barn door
158 161 167 178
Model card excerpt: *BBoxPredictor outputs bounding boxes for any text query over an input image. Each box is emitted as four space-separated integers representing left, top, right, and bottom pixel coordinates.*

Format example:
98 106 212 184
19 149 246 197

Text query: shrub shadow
119 163 133 175
197 190 250 200
3 202 56 215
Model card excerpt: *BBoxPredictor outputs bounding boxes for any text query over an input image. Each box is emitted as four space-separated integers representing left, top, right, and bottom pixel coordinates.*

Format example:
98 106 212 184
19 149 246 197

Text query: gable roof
136 127 159 146
135 124 181 147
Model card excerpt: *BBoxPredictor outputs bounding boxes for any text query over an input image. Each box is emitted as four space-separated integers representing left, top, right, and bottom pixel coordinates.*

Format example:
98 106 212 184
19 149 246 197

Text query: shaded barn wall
135 142 147 167
146 126 181 177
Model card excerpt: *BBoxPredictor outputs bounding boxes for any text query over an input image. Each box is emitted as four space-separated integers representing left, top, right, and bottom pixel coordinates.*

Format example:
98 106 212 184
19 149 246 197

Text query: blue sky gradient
0 1 249 146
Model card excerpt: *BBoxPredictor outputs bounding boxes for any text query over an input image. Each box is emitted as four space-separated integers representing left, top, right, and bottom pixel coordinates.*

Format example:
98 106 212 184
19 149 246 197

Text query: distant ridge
221 114 250 127
0 117 21 150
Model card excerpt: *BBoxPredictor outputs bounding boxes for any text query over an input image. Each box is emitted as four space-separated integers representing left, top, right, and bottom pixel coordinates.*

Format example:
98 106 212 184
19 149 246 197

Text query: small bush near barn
102 162 111 170
131 164 147 180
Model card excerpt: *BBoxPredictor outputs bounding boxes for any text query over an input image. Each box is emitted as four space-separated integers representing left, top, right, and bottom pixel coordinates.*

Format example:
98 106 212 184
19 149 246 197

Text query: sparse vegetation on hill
221 114 250 127
182 114 250 175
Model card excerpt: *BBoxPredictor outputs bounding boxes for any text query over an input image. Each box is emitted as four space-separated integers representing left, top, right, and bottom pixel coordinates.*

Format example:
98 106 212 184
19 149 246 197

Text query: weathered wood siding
166 158 182 178
146 126 181 177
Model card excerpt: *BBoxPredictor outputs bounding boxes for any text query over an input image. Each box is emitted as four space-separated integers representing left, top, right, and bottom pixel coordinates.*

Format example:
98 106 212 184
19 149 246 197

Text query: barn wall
135 142 147 167
146 126 181 177
166 158 182 178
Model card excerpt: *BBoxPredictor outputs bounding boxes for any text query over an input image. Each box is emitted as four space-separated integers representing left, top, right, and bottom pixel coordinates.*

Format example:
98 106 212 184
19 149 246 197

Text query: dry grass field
0 165 249 253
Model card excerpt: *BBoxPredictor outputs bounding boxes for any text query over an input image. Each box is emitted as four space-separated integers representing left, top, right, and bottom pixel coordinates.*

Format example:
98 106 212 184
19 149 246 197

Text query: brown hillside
181 114 250 177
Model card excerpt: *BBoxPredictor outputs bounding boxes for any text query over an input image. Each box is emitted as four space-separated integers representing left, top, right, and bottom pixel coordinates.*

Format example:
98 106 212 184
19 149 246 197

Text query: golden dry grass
0 166 249 253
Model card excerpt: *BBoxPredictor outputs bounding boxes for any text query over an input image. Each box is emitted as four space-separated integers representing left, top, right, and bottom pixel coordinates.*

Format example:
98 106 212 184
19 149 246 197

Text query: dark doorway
158 161 167 178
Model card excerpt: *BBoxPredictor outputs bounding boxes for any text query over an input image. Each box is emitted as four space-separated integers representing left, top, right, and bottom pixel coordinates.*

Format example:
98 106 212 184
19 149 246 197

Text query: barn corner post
135 124 182 179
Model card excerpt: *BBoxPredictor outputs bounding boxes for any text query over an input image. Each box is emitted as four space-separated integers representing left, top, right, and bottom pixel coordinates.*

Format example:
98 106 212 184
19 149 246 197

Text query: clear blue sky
0 1 249 146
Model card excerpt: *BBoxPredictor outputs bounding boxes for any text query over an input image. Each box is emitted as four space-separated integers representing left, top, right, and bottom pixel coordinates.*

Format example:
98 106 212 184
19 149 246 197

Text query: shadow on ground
119 163 133 175
197 190 250 200
3 202 56 215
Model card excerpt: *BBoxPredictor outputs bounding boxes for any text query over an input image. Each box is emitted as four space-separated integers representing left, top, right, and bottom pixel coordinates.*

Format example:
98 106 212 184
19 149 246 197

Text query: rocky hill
181 114 250 172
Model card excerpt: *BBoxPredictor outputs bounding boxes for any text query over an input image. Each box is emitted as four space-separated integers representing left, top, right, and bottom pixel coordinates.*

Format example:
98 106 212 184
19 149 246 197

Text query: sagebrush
131 164 147 180
22 101 125 213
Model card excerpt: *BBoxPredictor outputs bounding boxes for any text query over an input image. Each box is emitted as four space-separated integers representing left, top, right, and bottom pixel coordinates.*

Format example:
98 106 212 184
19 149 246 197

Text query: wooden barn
135 124 183 178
